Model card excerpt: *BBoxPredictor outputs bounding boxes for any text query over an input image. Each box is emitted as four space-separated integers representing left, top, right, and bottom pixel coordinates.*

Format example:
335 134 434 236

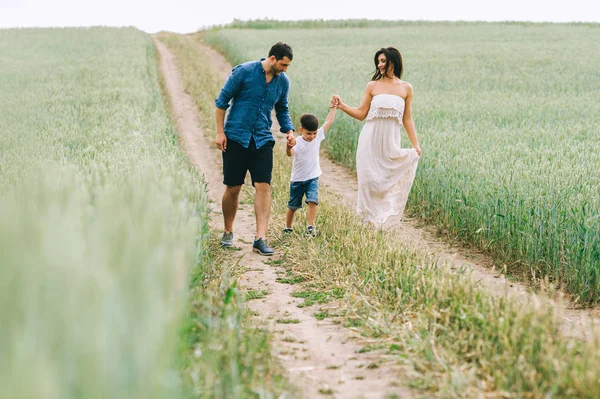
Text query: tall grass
173 30 600 397
176 236 293 398
0 27 291 399
0 27 204 398
202 23 600 304
273 178 600 397
155 32 294 397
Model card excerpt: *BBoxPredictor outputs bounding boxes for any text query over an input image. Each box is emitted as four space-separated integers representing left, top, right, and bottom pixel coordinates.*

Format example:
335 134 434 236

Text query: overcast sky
1 0 599 33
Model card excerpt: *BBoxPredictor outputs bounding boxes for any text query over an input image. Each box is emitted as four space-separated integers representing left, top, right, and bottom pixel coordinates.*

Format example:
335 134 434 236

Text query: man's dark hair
269 42 293 61
300 114 318 131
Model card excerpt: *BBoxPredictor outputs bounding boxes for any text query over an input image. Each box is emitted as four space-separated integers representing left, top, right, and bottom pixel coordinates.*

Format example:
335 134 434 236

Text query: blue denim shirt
215 59 295 149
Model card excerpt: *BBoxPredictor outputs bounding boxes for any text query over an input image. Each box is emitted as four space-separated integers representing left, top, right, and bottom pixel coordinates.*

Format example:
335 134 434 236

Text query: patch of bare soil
154 37 413 399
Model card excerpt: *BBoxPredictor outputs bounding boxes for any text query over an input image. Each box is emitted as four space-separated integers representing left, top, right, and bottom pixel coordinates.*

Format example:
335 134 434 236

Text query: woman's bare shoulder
370 80 412 98
399 80 413 91
365 80 377 89
363 80 378 96
396 80 413 99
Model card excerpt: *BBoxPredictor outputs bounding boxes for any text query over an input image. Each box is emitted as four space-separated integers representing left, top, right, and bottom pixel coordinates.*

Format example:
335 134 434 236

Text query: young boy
285 103 337 235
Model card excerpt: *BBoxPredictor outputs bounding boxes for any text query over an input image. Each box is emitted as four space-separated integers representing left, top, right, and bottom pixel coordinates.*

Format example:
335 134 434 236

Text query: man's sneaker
306 225 315 236
283 227 293 233
220 232 234 247
252 237 274 256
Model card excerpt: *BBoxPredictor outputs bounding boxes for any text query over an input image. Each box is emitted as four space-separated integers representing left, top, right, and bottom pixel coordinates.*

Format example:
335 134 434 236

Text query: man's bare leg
222 185 242 233
254 182 271 240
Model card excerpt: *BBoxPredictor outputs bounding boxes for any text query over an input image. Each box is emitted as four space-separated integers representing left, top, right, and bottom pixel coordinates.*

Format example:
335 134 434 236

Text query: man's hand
286 131 296 147
216 131 227 152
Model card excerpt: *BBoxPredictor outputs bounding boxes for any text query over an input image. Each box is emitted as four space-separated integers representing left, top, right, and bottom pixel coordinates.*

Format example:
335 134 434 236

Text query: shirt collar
259 58 266 74
259 58 279 80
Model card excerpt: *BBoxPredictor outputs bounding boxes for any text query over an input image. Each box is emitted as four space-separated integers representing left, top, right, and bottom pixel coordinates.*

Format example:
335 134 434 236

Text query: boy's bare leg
222 185 242 233
286 208 295 228
254 182 271 240
307 202 317 227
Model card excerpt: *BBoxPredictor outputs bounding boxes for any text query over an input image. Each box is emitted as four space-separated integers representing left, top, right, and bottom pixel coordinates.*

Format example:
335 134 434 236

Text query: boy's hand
330 95 339 108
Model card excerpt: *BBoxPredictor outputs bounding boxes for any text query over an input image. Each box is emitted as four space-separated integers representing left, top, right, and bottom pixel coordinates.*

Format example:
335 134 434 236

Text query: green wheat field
1 21 599 398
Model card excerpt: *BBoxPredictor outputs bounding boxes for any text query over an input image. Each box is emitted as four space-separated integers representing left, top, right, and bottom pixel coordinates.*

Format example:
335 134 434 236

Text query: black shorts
222 138 274 186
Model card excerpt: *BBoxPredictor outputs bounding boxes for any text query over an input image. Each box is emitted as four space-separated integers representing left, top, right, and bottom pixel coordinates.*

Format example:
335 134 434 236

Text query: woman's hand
413 144 422 157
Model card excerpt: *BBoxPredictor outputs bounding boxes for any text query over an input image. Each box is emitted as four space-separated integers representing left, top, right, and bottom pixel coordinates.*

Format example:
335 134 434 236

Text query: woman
334 47 421 227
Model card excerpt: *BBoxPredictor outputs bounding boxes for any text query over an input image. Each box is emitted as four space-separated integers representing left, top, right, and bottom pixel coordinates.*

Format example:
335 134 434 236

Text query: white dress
356 94 420 226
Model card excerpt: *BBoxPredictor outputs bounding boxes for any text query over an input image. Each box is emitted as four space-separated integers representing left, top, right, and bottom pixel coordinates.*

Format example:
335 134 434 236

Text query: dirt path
187 36 600 341
154 37 414 399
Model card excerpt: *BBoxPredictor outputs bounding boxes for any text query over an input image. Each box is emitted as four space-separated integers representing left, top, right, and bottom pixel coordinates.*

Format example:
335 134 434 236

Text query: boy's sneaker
220 232 234 247
306 225 315 236
252 238 274 256
283 227 294 233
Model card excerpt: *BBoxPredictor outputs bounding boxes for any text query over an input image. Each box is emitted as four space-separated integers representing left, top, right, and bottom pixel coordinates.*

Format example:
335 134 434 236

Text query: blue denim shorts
288 177 319 210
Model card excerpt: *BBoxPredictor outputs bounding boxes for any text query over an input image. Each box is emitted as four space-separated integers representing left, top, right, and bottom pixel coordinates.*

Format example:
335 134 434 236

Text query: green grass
276 318 301 324
0 27 292 399
245 289 270 300
168 28 600 398
177 238 292 398
276 274 305 284
272 150 600 397
155 32 294 397
291 289 345 308
313 312 329 320
218 18 597 30
202 22 600 304
0 27 203 399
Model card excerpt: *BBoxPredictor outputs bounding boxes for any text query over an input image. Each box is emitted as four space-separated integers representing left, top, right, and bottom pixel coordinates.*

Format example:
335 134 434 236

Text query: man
215 41 296 256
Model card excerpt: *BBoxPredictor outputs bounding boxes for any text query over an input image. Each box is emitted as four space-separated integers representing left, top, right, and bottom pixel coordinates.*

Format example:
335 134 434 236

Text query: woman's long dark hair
371 47 403 81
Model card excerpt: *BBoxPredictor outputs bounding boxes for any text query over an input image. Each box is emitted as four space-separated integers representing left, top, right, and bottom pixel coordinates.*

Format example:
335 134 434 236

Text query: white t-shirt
290 127 325 182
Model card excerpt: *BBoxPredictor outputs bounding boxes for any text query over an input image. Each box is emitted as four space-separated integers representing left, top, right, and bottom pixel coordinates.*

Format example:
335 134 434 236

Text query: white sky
1 0 599 33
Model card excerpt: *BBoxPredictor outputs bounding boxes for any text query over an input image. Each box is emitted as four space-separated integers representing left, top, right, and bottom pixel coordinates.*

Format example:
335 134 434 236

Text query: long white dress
356 94 420 226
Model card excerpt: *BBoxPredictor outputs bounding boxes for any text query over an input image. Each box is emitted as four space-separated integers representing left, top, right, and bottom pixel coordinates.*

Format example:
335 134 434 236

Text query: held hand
330 94 341 109
216 131 227 152
286 131 296 147
413 144 422 157
333 94 345 109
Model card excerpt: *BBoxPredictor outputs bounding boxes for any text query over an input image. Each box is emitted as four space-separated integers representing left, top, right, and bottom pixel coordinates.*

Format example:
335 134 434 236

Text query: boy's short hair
300 113 319 131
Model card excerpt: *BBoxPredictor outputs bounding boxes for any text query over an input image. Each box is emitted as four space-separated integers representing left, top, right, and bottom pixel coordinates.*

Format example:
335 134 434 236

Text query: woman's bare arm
402 83 421 156
336 82 374 121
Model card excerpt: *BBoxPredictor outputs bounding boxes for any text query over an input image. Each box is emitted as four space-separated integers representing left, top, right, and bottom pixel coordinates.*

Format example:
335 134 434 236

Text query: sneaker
252 237 274 256
306 225 315 236
220 232 234 247
283 227 293 233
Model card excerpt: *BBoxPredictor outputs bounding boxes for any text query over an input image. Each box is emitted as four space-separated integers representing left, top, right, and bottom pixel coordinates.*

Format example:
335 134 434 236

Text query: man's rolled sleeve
215 66 243 110
275 84 295 133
